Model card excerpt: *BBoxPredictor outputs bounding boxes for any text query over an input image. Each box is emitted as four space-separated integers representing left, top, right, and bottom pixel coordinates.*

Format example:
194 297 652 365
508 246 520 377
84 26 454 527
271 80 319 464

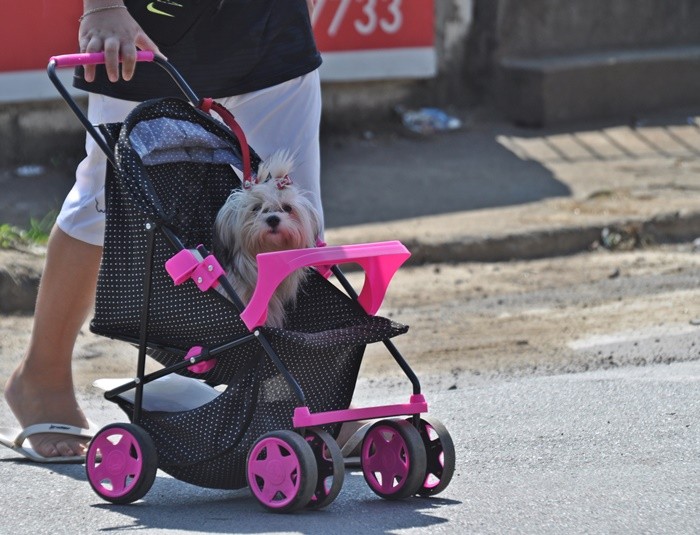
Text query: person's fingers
78 7 151 83
82 36 104 83
136 32 165 59
83 64 96 83
103 38 121 82
120 43 138 81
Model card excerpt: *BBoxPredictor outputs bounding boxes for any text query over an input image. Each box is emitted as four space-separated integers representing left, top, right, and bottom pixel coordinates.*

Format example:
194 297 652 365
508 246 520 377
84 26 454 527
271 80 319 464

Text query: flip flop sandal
339 421 374 468
0 423 94 464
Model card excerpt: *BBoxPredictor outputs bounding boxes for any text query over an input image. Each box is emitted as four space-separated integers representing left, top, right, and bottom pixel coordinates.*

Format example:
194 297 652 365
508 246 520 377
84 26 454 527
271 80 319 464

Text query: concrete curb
2 209 699 315
400 209 700 265
0 250 43 315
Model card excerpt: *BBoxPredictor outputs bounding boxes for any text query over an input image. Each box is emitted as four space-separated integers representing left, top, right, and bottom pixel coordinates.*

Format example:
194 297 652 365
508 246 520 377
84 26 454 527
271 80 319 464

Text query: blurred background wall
1 0 699 166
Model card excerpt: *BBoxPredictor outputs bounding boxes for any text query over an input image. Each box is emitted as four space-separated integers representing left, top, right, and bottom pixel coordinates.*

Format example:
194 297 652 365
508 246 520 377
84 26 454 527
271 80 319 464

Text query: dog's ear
213 197 239 266
211 225 229 264
300 195 322 247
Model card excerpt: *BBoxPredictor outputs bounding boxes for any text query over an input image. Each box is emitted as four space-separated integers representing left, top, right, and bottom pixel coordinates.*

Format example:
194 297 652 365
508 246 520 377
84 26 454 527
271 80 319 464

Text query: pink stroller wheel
410 416 456 496
85 423 158 504
304 428 344 509
361 419 427 500
247 430 317 513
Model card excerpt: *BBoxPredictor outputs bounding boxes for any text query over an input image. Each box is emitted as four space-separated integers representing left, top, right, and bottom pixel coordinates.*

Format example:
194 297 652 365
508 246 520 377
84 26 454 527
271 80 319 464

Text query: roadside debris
394 105 463 136
14 165 46 177
599 225 643 251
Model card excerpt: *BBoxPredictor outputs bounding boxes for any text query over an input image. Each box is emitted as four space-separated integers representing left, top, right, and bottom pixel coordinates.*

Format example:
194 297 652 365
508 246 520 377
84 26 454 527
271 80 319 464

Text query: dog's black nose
266 215 280 228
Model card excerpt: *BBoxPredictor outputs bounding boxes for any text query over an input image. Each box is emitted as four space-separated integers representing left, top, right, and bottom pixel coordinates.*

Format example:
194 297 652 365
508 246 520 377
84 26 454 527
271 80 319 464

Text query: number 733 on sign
312 0 404 38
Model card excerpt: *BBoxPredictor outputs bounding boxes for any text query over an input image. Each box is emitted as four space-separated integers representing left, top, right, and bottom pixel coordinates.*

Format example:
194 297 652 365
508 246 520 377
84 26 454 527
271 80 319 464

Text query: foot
336 420 369 457
4 365 90 458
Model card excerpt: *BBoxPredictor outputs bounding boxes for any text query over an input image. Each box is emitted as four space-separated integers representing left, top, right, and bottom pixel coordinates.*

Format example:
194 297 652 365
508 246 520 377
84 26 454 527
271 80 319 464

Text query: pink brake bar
49 51 155 68
293 394 428 428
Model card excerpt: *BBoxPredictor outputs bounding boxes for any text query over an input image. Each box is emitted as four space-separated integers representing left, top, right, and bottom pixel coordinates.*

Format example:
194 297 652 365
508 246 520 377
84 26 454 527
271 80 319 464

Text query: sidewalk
322 110 700 260
2 109 700 312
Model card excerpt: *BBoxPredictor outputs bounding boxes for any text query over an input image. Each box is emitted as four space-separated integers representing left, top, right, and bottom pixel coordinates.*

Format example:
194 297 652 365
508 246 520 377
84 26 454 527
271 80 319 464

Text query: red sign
0 0 435 99
312 0 434 52
1 1 81 72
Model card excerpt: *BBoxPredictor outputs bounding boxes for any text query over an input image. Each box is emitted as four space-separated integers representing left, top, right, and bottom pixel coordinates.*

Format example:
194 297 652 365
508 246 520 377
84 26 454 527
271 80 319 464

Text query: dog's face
241 179 318 255
215 178 320 263
214 150 320 326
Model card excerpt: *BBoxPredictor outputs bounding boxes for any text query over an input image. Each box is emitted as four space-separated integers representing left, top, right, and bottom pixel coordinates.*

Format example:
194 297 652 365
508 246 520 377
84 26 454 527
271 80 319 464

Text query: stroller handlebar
47 51 200 165
49 51 156 68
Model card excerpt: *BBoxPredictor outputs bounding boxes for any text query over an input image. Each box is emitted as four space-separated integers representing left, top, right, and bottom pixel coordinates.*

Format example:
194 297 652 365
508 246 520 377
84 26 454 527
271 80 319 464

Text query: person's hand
79 1 161 83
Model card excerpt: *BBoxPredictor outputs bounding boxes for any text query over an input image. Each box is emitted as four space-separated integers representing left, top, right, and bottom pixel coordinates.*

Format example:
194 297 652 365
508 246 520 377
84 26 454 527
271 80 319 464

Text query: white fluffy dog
214 150 321 328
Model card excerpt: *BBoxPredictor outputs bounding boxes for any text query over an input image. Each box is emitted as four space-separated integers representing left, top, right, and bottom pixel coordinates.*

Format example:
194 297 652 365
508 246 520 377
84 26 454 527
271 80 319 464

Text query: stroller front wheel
247 430 318 513
409 416 456 496
85 423 158 504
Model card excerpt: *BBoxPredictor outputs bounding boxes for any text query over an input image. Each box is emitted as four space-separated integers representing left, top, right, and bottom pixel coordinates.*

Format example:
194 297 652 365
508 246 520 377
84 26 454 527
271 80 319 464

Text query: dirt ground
356 243 700 389
1 244 698 405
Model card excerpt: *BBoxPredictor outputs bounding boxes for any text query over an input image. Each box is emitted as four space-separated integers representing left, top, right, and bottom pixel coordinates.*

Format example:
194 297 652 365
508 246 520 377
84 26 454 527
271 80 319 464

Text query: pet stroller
48 52 455 512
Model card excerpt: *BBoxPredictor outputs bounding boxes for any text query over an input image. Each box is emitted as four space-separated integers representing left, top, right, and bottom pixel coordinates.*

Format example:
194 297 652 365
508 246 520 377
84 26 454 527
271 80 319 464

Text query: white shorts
57 70 322 246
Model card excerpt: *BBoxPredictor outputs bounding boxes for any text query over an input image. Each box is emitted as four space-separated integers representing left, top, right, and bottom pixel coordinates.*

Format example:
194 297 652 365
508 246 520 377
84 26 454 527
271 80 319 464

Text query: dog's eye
282 204 293 213
251 204 261 213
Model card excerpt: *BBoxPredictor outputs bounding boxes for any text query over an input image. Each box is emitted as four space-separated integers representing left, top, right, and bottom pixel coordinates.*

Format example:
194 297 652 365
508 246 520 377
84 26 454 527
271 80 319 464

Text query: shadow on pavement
87 472 461 534
321 128 570 228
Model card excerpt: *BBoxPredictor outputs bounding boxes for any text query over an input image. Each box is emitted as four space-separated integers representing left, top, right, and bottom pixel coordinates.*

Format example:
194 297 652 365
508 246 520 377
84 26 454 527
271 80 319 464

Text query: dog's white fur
214 150 321 328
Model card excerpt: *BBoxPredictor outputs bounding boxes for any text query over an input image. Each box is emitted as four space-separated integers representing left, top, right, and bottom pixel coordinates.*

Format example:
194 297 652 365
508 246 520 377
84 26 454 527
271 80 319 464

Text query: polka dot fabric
90 97 409 490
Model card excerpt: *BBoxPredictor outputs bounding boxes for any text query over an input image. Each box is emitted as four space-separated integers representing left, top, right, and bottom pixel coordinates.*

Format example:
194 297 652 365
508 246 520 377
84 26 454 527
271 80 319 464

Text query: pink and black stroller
48 52 454 512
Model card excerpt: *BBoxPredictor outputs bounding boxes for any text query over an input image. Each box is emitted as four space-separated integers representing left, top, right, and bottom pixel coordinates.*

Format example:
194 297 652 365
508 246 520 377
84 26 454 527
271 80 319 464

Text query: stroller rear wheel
360 419 427 500
408 416 456 496
85 423 158 504
304 428 345 509
247 430 318 513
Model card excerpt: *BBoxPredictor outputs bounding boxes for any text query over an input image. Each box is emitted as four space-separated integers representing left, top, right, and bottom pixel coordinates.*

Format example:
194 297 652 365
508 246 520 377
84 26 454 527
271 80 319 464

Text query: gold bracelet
79 5 127 22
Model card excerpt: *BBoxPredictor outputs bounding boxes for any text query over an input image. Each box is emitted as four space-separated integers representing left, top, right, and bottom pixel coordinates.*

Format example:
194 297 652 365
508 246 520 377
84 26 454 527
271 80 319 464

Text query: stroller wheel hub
106 451 127 474
267 461 287 485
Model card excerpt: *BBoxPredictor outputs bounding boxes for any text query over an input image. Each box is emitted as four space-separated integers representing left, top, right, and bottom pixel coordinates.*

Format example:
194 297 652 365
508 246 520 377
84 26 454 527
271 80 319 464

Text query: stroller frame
48 52 453 511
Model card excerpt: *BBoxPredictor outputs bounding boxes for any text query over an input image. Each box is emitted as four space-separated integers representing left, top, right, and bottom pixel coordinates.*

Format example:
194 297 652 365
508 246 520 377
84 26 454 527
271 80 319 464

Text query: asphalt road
1 359 698 535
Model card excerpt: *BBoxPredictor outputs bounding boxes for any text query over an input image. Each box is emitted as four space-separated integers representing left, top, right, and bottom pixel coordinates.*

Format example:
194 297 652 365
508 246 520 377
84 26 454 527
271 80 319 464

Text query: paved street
1 360 698 534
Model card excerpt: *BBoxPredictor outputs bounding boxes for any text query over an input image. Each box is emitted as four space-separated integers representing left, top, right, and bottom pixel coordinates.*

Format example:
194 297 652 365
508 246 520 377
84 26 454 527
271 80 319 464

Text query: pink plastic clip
191 255 225 291
184 346 217 374
165 249 202 285
165 249 225 291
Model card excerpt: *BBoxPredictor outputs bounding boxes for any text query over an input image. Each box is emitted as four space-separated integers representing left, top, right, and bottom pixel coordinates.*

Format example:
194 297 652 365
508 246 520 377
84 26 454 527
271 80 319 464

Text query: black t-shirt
73 0 322 101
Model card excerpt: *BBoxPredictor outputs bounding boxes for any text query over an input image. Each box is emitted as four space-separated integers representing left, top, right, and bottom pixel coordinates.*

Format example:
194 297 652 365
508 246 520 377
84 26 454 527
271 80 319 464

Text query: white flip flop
0 423 94 464
340 421 373 467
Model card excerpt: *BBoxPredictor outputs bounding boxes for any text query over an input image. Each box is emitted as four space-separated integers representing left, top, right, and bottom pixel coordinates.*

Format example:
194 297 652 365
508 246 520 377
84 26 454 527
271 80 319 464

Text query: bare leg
4 226 102 457
336 420 366 453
